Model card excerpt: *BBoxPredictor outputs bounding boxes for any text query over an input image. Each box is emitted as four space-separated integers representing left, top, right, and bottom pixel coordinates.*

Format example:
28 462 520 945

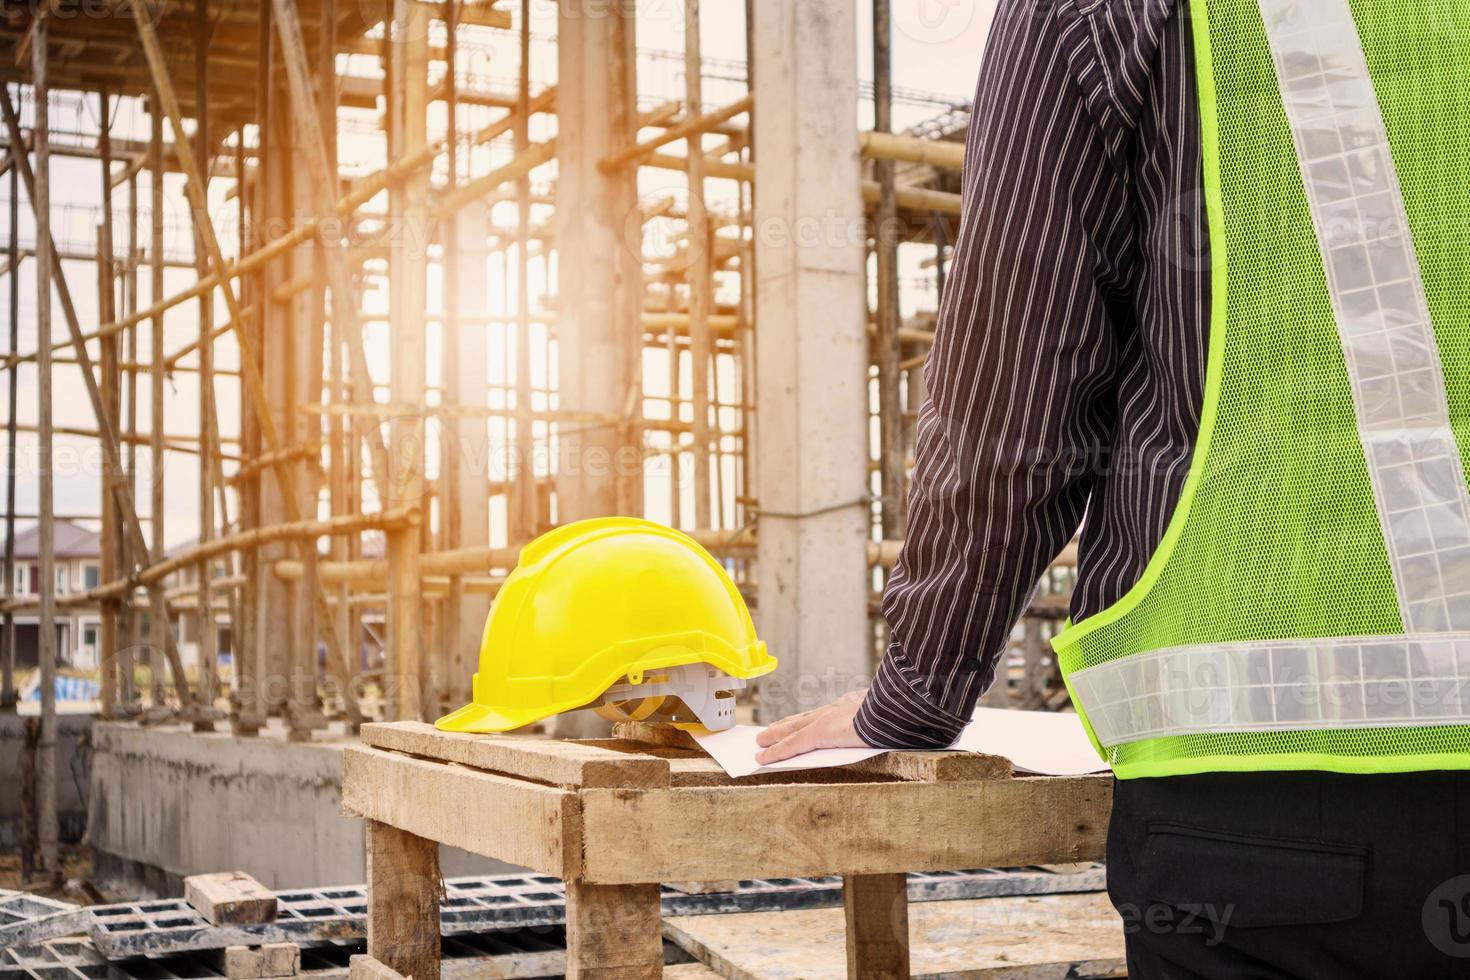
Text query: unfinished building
0 0 1078 918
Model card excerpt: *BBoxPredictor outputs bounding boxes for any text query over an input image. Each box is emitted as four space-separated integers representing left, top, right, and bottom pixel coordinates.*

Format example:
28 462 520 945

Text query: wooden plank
341 745 580 877
184 871 278 925
366 821 440 980
564 880 664 980
614 721 700 751
612 721 1013 782
662 756 881 788
214 943 300 979
663 892 1126 979
852 751 1013 782
361 721 670 788
349 955 408 980
578 775 1111 884
844 873 909 979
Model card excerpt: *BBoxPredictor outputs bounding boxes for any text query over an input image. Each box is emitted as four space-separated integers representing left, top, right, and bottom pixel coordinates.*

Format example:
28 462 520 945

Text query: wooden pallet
341 721 1112 980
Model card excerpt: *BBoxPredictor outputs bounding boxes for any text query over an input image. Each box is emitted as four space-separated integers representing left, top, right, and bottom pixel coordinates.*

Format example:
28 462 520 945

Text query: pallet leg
844 873 910 980
365 820 440 980
564 880 663 979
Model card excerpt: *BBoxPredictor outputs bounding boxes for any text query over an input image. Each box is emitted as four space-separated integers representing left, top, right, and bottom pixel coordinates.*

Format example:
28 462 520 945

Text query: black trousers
1108 771 1470 978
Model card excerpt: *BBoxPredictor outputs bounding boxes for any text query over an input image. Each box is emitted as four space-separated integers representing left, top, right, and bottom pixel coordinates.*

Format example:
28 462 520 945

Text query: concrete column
552 0 640 738
385 0 428 720
751 0 873 720
554 0 641 524
257 64 296 719
451 203 491 702
288 107 323 737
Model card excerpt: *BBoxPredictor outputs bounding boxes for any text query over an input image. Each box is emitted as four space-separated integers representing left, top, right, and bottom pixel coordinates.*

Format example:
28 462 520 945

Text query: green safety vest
1052 0 1470 778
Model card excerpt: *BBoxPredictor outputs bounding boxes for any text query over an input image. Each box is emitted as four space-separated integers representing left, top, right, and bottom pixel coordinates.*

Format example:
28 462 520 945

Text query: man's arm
758 0 1133 761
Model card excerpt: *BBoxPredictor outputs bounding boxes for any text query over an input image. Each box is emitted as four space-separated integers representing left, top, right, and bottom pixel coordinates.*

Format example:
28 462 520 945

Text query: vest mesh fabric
1052 0 1470 777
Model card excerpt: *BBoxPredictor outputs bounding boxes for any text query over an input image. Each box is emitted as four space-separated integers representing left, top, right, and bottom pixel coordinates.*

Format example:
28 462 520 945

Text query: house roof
8 521 103 561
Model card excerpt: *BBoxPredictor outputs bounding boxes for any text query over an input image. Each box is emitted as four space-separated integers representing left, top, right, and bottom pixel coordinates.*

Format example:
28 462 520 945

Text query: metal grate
0 891 90 952
56 864 1107 960
0 938 109 980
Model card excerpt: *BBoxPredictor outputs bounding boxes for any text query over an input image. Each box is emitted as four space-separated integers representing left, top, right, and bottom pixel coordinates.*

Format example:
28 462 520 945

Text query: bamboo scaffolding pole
130 0 370 724
473 83 553 145
0 82 196 716
683 0 713 530
120 139 139 710
193 0 220 729
233 0 271 736
0 132 447 373
32 11 60 882
161 304 253 370
0 509 420 614
873 0 906 545
145 93 171 711
270 0 392 487
97 100 121 715
0 134 17 714
511 0 536 541
859 130 965 170
596 93 753 174
437 0 465 711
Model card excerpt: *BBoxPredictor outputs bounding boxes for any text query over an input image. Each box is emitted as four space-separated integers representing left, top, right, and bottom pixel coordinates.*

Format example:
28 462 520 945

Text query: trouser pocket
1132 821 1368 934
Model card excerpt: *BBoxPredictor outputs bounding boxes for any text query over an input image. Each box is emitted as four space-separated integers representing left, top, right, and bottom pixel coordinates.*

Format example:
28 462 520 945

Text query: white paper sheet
692 708 1108 778
692 724 887 778
955 707 1108 776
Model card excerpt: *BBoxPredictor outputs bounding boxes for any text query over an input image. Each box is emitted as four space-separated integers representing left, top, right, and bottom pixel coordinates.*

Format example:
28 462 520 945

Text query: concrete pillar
257 63 296 719
552 0 641 737
751 0 873 720
450 202 490 704
554 0 641 524
385 0 429 720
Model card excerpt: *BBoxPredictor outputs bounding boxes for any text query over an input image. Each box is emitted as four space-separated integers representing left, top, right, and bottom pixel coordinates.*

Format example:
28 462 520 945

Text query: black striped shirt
854 0 1209 748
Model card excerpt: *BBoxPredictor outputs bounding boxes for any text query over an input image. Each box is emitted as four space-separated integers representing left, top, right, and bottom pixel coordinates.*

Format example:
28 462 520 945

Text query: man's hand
753 691 869 764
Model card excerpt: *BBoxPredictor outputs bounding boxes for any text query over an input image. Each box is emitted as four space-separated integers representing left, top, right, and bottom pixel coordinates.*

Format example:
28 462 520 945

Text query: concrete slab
88 720 514 895
664 892 1126 979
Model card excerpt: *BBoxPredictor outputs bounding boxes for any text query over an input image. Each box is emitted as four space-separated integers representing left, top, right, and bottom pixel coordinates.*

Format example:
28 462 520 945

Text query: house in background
5 520 104 670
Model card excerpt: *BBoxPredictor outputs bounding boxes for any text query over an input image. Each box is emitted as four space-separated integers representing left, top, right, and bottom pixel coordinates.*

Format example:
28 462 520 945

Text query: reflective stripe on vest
1072 633 1470 747
1262 0 1470 632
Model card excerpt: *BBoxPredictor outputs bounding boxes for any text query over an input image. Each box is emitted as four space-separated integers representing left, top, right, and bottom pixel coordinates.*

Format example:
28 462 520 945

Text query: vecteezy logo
893 0 976 46
1424 874 1470 957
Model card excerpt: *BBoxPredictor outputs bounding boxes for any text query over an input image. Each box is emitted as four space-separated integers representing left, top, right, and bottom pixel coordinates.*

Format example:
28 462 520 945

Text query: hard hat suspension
593 662 745 731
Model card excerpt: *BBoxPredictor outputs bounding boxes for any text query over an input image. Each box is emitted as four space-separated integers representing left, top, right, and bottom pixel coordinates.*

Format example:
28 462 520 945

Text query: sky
0 0 1000 549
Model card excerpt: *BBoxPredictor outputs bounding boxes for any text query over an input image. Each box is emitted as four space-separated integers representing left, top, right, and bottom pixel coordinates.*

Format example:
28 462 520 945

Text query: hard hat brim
434 700 541 733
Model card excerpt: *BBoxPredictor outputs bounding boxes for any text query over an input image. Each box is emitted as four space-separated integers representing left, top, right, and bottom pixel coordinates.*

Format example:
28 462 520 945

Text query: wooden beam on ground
214 944 299 979
184 871 279 925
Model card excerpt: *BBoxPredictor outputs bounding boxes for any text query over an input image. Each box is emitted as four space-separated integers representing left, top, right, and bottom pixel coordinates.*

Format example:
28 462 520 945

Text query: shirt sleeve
852 0 1135 749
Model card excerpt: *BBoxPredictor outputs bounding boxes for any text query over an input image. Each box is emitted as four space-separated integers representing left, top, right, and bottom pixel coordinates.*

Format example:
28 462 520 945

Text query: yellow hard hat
435 516 775 733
